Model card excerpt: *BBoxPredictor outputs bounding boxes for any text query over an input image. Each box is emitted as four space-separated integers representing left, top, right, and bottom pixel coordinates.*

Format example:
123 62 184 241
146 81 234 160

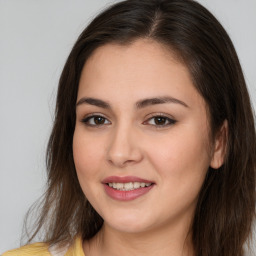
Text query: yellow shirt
2 236 85 256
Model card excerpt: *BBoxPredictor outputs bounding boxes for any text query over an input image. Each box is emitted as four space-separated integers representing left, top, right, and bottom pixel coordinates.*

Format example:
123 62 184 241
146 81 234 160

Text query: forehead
82 39 182 77
78 39 204 110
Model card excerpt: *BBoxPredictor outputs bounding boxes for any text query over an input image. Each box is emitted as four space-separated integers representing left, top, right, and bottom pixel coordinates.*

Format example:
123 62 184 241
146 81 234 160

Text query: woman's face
73 39 220 234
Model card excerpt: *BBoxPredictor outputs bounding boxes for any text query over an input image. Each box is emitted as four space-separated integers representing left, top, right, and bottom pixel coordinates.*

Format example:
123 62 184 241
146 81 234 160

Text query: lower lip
103 184 154 201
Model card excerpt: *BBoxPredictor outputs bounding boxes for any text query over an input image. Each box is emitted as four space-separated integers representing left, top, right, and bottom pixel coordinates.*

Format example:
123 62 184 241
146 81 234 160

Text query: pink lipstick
102 176 155 201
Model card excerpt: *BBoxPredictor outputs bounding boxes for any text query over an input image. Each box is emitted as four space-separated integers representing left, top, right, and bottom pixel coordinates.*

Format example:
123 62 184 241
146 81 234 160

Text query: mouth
106 182 153 191
102 176 155 201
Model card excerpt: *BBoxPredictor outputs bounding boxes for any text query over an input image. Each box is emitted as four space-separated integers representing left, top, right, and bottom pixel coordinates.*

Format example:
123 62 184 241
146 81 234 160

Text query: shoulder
1 235 84 256
2 243 51 256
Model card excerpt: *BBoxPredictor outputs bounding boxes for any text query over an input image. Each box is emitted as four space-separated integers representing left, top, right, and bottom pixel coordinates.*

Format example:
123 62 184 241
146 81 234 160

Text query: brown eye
82 115 111 126
145 115 176 127
94 116 105 125
154 117 167 125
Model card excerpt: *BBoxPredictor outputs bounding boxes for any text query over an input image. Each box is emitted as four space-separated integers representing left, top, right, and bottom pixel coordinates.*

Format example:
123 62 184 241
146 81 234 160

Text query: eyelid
143 113 177 128
81 113 111 127
80 112 177 128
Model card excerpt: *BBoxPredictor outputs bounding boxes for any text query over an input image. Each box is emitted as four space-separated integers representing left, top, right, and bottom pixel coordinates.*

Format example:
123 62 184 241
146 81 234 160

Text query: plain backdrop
0 0 255 253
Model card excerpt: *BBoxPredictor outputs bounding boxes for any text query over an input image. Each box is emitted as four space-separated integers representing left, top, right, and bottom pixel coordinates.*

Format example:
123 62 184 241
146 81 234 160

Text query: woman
3 0 255 255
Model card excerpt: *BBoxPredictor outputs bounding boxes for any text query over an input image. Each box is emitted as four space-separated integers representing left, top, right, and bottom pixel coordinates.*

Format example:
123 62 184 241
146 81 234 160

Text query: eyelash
81 114 111 127
81 113 177 128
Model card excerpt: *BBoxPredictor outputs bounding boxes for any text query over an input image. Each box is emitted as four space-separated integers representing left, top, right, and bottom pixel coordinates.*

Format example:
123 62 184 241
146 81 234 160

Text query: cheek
149 134 210 214
73 129 105 183
146 126 210 188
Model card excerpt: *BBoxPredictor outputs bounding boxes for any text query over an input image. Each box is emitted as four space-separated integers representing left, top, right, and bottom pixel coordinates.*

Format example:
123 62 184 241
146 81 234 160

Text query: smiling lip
102 176 154 184
102 176 155 201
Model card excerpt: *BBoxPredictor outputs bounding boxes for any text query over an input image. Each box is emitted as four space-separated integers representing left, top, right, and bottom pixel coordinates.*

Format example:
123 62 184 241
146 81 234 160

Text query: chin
102 210 155 234
107 222 152 234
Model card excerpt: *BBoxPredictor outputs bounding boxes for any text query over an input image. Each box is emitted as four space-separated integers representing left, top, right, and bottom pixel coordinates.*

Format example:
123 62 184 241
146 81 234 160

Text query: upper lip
102 176 155 184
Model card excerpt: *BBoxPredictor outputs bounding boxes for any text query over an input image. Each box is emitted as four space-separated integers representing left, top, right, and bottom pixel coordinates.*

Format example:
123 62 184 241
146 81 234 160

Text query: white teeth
134 182 140 189
124 182 133 190
107 182 152 191
116 183 124 189
140 182 145 188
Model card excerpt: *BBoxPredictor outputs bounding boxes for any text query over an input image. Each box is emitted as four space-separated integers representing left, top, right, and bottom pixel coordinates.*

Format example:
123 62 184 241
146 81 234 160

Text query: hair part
24 1 256 255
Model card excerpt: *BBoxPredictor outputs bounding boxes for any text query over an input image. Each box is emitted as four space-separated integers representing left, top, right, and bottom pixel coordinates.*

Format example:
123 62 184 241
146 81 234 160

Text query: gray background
0 0 255 253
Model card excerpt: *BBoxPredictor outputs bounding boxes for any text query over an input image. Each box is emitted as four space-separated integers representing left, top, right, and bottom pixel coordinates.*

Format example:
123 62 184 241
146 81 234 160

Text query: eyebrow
76 96 189 109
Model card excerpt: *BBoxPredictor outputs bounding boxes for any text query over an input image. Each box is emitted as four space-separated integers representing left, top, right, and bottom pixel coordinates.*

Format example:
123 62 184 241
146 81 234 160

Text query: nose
106 123 143 168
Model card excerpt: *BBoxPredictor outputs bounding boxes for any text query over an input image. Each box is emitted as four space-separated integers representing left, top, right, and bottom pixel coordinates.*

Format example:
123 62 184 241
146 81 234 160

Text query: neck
83 218 195 256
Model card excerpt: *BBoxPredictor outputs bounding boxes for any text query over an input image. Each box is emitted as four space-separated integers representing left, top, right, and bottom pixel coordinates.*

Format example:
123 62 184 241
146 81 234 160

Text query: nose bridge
106 120 142 167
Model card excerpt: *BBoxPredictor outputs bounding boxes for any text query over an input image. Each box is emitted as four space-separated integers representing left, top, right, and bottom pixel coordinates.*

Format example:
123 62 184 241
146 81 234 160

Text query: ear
210 120 228 169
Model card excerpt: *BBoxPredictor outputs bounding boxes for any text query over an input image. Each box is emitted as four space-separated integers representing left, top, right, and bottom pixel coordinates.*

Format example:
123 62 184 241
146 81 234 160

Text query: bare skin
73 39 227 256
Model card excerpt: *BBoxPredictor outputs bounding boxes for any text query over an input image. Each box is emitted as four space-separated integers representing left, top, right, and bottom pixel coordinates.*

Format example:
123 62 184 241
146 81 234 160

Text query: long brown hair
24 0 256 255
